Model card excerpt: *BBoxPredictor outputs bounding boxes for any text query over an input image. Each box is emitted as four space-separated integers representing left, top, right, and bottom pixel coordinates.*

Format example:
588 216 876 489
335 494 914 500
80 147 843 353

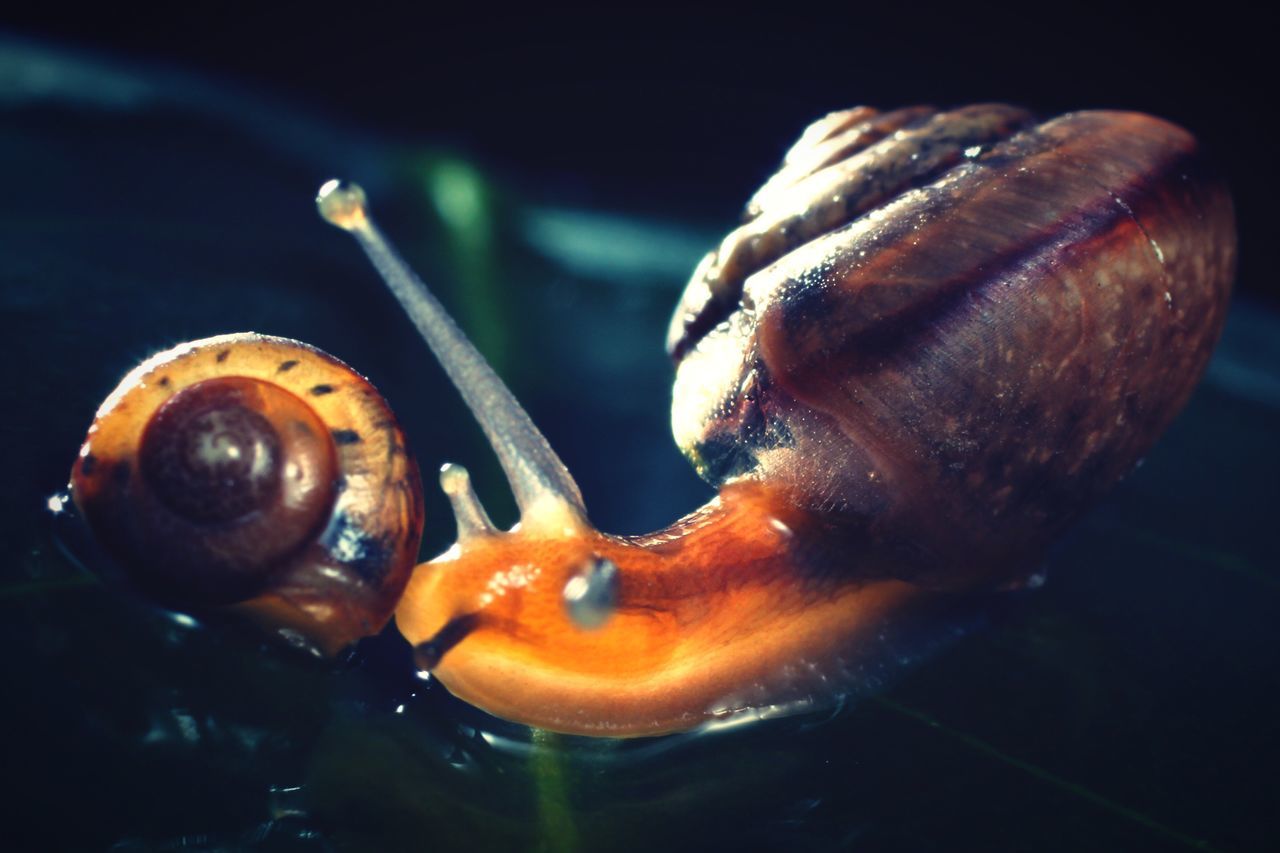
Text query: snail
69 103 1235 737
68 334 425 655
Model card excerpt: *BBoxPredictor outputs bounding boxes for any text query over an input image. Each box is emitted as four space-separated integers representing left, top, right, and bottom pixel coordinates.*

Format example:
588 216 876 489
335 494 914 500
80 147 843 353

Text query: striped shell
668 104 1235 588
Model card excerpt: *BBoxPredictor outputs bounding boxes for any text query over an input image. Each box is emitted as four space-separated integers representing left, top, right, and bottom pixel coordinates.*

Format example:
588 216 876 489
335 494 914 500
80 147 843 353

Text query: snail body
72 104 1234 737
397 479 934 734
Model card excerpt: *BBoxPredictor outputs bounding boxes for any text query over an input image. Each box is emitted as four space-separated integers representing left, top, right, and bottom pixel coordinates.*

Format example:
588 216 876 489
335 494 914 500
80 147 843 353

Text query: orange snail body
73 104 1234 737
396 479 938 735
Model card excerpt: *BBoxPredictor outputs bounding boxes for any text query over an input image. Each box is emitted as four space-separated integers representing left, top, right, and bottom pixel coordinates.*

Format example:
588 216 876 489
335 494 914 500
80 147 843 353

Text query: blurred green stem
531 728 578 853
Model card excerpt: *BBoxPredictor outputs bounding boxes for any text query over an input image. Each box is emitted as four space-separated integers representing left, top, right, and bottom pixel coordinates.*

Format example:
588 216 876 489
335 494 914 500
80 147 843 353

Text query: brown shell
668 105 1235 588
71 333 425 653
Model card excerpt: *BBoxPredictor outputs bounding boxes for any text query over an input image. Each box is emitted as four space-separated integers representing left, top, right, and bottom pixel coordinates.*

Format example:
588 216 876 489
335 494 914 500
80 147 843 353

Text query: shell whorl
669 105 1235 587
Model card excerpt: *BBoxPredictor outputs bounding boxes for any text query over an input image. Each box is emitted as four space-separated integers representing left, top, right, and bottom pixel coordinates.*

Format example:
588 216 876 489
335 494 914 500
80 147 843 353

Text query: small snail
70 334 425 655
71 104 1235 737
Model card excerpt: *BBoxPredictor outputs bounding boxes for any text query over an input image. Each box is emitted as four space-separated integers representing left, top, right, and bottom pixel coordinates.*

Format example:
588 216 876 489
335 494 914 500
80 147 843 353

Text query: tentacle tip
439 462 497 542
316 179 368 231
438 461 471 496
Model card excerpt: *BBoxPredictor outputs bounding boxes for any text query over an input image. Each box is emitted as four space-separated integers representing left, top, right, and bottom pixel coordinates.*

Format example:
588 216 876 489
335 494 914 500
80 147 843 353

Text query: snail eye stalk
316 180 586 531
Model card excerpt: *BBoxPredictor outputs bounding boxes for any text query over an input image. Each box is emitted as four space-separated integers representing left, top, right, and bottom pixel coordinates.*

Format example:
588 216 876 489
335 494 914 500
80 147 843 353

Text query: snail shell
70 333 424 653
668 104 1235 589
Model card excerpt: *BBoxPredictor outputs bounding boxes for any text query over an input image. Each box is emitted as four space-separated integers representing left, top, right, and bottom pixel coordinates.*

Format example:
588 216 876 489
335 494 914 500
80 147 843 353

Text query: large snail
69 104 1235 737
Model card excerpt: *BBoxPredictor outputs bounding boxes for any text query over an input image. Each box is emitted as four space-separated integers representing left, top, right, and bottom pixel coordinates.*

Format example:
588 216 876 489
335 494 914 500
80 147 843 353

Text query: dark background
4 4 1273 305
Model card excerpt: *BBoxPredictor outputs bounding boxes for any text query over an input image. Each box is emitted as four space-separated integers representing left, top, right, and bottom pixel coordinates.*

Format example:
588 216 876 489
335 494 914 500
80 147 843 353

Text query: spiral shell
668 104 1235 587
71 333 424 652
